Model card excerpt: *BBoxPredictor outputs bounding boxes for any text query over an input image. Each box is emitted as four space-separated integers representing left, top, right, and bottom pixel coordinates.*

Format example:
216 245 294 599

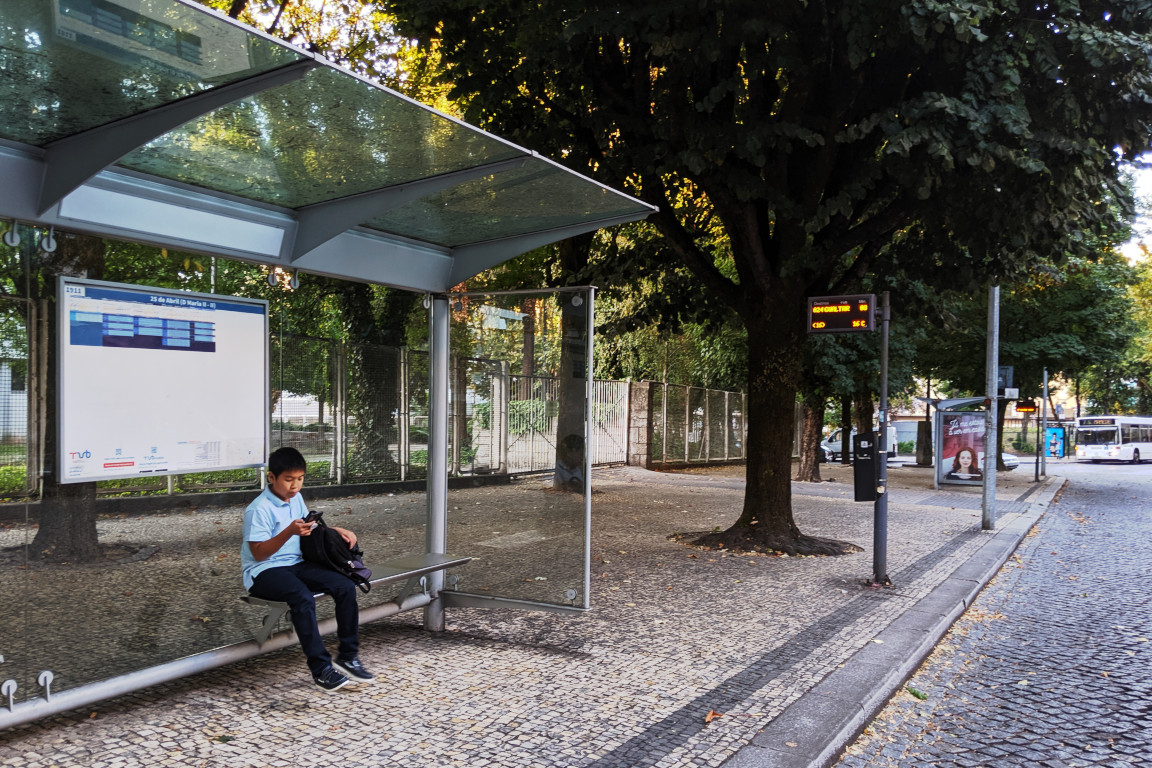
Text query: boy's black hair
267 446 307 476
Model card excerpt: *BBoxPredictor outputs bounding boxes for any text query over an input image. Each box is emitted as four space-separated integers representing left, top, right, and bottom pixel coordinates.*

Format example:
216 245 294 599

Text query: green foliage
386 0 1152 539
471 402 492 430
509 399 555 435
595 319 748 391
917 252 1140 402
0 464 26 496
93 467 263 497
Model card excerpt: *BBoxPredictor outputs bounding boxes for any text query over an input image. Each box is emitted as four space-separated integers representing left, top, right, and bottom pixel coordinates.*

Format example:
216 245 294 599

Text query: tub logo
68 450 92 461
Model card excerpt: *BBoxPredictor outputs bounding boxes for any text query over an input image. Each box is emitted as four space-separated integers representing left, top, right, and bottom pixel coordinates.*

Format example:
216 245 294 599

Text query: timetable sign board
58 277 269 483
807 294 876 333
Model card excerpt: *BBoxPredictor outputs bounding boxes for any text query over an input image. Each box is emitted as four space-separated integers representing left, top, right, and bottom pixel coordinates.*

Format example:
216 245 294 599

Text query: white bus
1074 416 1152 463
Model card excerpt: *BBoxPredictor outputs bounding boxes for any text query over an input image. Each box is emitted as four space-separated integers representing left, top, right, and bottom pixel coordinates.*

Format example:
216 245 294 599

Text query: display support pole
424 294 450 632
872 291 891 586
1041 367 1049 477
982 285 999 531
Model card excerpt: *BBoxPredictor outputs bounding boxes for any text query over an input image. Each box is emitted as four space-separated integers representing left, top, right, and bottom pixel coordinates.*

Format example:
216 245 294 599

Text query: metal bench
241 553 472 645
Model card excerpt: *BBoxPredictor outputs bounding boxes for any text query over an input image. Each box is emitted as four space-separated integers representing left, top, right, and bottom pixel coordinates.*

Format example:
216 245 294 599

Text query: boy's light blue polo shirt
241 486 307 590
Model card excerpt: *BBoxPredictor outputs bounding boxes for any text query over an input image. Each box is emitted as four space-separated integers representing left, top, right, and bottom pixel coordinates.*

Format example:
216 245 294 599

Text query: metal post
334 342 345 485
583 288 595 609
982 285 999 531
661 382 668 464
677 384 686 462
424 295 450 631
1034 408 1041 483
724 391 730 460
873 292 890 585
399 347 409 481
498 360 509 473
703 389 711 460
1041 367 1049 477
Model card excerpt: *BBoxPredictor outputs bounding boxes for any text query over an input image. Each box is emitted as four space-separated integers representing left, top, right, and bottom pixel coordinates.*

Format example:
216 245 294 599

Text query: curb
724 475 1067 768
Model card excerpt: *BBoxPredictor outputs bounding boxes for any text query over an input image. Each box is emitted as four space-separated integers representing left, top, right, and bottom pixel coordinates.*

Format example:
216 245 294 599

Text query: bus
1073 416 1152 463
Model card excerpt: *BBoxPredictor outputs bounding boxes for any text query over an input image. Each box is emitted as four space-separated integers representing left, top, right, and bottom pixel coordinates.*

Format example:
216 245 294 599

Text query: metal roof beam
37 58 319 215
447 211 654 286
287 155 529 262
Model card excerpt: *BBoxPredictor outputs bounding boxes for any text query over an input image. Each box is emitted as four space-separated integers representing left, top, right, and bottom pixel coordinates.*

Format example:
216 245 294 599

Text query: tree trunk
693 307 859 555
996 399 1009 471
519 297 536 400
839 395 851 465
32 482 100 561
337 284 417 479
30 231 105 561
853 390 873 434
794 393 824 482
553 236 592 491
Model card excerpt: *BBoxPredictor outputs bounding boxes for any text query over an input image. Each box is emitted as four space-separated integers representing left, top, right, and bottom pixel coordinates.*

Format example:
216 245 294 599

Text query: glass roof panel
115 66 527 208
365 157 648 247
0 0 306 145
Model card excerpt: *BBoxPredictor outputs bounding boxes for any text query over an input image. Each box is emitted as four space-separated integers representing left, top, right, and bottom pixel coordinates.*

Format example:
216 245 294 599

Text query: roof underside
0 0 654 292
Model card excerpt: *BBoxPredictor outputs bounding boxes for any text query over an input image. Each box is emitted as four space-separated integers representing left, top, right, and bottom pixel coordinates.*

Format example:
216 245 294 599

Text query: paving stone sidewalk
0 463 1061 768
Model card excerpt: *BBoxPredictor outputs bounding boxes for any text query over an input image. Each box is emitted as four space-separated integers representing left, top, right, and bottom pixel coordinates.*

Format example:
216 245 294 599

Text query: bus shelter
0 0 655 727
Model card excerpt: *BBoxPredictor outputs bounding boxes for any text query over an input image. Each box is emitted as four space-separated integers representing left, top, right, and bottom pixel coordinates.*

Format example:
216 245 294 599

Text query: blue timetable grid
70 311 216 352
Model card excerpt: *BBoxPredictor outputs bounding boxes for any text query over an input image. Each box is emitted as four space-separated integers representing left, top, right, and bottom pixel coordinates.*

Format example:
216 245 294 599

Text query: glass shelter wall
0 225 429 710
0 248 32 703
446 290 591 610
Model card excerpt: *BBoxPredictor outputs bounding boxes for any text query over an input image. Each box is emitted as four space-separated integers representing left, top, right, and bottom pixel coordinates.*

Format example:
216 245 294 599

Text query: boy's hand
332 526 357 547
289 518 315 536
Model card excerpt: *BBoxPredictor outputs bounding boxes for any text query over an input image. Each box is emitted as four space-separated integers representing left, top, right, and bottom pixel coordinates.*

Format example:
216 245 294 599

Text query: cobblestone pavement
0 463 1058 768
836 462 1152 768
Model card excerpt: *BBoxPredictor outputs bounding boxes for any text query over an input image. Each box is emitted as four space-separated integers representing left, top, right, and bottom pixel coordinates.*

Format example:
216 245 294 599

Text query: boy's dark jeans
250 561 360 677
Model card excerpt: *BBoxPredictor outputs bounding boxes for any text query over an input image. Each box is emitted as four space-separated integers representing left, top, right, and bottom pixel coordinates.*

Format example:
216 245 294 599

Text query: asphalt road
835 460 1152 767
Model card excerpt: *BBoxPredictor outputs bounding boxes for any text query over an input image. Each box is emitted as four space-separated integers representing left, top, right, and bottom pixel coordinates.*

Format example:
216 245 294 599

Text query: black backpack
299 511 372 593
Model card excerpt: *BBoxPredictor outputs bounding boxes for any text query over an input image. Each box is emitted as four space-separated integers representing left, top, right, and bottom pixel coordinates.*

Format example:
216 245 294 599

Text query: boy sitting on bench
241 447 374 692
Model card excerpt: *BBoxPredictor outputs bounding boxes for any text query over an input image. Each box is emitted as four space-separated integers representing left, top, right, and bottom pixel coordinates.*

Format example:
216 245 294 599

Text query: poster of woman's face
938 412 986 486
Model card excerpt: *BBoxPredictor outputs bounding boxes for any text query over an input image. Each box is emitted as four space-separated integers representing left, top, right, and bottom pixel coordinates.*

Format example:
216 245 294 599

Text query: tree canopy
386 0 1152 554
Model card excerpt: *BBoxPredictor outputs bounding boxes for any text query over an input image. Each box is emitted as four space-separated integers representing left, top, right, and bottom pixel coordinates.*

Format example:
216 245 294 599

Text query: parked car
819 427 900 463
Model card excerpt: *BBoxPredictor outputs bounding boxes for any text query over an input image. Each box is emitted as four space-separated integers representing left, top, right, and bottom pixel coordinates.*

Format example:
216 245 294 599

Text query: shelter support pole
982 285 1000 530
583 288 596 608
424 295 450 631
872 292 890 585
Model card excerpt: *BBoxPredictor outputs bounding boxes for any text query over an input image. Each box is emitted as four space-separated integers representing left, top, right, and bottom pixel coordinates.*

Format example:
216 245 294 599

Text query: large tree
917 250 1140 460
385 0 1152 553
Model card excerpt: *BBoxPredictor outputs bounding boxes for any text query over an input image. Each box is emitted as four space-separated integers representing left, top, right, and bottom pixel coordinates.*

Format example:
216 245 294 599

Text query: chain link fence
0 296 33 498
650 383 747 465
2 332 746 499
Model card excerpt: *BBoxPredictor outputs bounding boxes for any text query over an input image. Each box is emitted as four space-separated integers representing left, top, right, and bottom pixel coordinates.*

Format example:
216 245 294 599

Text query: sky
1120 155 1152 263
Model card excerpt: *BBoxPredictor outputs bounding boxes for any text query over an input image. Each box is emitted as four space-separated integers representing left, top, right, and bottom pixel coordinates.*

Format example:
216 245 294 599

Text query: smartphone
303 510 320 523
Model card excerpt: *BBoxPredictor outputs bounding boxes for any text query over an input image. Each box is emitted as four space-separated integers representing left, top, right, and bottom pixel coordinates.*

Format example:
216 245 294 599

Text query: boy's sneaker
313 666 351 693
333 657 375 683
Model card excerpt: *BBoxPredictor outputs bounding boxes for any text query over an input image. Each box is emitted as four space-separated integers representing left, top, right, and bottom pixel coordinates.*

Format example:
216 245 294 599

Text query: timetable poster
58 278 268 483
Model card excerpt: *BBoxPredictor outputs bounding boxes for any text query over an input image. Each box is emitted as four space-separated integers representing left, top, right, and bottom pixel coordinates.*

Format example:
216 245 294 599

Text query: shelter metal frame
0 0 653 728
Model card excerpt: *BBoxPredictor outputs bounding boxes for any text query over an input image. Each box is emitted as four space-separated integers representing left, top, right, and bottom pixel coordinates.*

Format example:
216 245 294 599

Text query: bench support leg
251 602 291 646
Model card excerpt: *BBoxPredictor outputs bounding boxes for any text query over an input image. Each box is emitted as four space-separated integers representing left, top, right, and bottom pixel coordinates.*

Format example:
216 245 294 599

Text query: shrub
0 464 27 495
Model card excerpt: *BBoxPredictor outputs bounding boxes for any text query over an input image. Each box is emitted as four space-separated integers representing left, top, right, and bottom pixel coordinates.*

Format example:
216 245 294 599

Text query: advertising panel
937 411 986 486
1045 426 1066 459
